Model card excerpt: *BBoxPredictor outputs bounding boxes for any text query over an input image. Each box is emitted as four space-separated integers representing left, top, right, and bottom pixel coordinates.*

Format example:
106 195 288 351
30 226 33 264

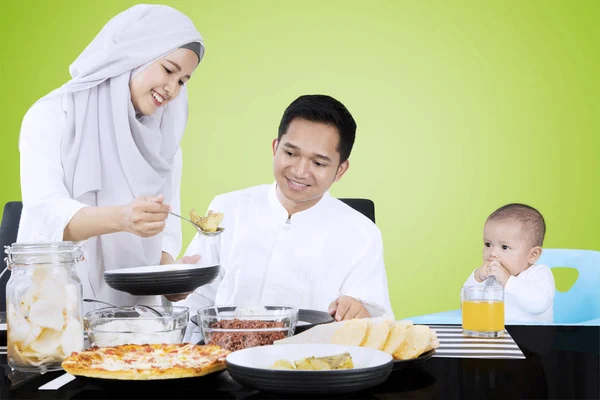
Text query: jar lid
4 241 84 266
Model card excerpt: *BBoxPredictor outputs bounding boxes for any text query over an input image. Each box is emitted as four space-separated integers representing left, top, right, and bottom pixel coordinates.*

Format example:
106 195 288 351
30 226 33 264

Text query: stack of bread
332 319 439 360
275 319 439 361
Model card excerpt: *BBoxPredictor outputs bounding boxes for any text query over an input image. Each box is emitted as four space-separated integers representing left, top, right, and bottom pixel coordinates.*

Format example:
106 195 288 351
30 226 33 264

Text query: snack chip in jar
5 243 85 372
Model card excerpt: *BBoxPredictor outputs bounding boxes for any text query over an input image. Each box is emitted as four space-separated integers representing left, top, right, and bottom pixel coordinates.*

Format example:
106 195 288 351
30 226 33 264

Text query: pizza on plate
61 343 230 380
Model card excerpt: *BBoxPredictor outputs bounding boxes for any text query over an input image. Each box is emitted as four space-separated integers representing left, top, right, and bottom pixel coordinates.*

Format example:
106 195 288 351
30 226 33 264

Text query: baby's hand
488 260 511 286
475 262 490 282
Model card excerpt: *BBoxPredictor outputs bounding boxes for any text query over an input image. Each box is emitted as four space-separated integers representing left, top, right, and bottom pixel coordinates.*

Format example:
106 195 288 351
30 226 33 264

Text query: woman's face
130 48 199 116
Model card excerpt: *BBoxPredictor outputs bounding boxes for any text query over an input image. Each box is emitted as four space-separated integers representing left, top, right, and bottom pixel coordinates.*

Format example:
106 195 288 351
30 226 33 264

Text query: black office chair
339 198 375 223
0 201 22 311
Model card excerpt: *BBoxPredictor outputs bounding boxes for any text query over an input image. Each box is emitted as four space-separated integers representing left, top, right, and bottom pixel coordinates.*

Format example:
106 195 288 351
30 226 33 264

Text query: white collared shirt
463 264 555 323
180 183 393 318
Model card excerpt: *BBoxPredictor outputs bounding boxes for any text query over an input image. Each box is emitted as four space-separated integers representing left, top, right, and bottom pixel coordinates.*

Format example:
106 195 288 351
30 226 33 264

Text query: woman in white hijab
17 4 204 307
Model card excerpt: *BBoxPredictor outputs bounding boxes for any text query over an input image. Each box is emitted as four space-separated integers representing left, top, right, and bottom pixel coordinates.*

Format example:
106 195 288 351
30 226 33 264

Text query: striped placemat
427 324 525 359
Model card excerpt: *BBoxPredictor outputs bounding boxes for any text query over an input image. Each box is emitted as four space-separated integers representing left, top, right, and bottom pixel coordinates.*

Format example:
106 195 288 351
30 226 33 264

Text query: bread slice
331 319 369 346
429 328 440 350
362 321 391 350
382 320 413 355
360 321 372 346
393 325 433 360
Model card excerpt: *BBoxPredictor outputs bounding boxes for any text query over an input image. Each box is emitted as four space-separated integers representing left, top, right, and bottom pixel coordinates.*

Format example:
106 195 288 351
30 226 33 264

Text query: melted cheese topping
90 344 215 371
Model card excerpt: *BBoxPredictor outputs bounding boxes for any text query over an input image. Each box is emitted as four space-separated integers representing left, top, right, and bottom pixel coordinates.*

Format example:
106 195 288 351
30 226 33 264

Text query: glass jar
4 242 85 373
461 281 505 338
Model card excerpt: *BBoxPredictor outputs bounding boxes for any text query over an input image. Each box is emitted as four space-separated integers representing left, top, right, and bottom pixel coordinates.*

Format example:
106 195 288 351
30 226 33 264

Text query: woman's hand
64 196 168 242
120 195 170 237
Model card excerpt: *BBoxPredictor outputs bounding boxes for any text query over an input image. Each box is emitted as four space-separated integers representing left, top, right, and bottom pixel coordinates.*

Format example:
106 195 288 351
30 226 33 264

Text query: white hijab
32 5 205 305
47 4 205 199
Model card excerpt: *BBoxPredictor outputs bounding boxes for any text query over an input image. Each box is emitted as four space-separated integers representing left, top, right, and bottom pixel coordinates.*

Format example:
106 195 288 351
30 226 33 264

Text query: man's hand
328 295 370 321
163 254 201 302
176 255 201 265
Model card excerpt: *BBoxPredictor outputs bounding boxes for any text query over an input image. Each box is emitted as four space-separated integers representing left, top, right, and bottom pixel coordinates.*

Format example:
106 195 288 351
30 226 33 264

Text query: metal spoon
485 276 497 287
0 266 8 280
83 299 164 318
168 211 225 237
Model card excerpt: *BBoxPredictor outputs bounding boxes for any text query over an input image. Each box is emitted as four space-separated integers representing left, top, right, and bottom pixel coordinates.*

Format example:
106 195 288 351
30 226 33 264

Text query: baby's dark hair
487 203 546 247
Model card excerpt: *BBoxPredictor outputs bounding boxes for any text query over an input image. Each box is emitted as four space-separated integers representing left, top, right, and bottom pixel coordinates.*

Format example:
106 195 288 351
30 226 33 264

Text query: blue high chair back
538 249 600 324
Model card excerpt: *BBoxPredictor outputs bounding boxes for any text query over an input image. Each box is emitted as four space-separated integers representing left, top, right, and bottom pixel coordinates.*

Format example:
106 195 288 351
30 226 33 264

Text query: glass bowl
84 306 189 347
198 305 298 351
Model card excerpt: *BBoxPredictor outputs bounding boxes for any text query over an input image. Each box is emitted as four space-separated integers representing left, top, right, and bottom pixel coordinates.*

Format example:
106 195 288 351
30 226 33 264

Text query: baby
463 203 555 322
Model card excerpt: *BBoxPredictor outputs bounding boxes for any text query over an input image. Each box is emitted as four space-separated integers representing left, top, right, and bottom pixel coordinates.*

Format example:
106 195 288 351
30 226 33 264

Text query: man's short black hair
278 94 356 163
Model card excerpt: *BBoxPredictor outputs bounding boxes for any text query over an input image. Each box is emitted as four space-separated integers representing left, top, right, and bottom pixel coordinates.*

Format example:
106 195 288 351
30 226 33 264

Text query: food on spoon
190 209 224 232
272 352 354 370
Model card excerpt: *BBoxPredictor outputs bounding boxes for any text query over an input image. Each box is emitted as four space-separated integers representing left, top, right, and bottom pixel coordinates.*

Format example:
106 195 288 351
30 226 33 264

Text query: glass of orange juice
461 285 505 337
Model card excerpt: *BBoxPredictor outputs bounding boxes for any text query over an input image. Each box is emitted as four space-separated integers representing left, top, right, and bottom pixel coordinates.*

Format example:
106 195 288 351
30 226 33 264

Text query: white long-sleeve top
17 94 182 307
463 264 555 323
179 184 393 319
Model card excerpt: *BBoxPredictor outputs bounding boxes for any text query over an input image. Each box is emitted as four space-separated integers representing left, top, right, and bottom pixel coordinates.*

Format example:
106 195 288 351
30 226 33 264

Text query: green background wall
1 0 598 318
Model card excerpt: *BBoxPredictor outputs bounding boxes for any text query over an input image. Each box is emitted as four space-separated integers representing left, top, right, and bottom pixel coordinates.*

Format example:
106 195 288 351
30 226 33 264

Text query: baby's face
483 218 534 276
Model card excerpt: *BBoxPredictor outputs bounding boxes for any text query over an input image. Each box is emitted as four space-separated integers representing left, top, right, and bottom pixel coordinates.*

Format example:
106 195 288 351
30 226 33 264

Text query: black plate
104 265 219 296
190 309 333 334
295 309 334 333
225 344 393 396
392 349 435 369
228 364 391 396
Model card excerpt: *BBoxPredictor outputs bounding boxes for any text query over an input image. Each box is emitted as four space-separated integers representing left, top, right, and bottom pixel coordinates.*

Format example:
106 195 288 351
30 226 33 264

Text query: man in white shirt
180 95 393 321
463 203 555 322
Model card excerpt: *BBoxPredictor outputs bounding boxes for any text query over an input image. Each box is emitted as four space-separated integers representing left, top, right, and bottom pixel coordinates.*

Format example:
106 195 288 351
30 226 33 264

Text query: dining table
2 324 598 399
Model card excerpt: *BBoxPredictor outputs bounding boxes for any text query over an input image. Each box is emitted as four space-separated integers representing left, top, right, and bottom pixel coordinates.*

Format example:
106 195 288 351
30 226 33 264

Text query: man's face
272 118 349 214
